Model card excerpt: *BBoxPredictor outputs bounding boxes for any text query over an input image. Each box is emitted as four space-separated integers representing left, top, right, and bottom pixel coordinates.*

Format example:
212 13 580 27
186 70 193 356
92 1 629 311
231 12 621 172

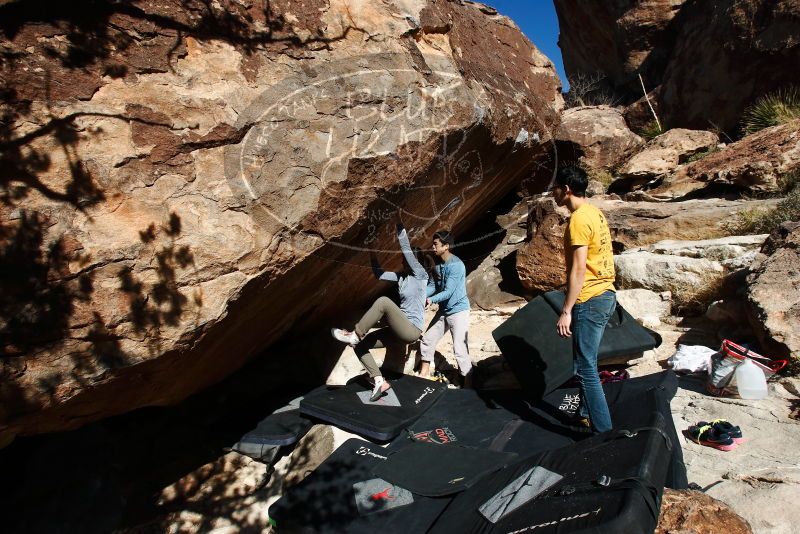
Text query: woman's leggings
353 296 422 378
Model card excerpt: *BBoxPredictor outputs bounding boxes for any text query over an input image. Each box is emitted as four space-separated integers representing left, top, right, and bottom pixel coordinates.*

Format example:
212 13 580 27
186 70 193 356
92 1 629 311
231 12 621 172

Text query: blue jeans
573 290 616 433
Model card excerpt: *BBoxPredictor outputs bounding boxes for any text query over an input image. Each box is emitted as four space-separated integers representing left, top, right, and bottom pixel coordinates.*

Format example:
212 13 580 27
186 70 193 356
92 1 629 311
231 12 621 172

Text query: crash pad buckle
596 475 612 487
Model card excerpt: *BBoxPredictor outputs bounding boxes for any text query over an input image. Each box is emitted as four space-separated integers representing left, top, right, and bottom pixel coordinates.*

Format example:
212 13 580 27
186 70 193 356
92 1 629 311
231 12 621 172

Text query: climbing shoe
370 380 392 402
331 328 360 346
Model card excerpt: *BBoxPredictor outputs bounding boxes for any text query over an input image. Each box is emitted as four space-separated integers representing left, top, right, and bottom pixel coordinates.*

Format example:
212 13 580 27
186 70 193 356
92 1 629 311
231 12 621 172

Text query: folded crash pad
299 374 447 441
427 386 675 534
268 438 450 534
232 395 315 451
492 290 661 399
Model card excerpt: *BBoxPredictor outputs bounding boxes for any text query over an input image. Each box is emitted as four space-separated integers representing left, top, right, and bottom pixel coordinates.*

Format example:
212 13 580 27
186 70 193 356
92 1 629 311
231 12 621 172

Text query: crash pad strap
616 426 673 452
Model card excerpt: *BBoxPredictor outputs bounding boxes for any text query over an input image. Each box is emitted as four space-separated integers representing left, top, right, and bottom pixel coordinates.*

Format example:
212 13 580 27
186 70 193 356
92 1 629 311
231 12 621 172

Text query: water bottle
735 358 768 399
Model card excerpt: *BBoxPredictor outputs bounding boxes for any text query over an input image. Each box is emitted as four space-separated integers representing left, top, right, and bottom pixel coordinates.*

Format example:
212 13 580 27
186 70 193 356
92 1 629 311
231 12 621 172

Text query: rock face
515 196 778 294
746 222 800 360
616 128 718 185
0 0 562 445
555 0 800 131
553 0 687 95
597 197 781 249
516 197 570 293
616 288 671 328
555 106 643 171
651 121 800 198
615 235 767 309
656 489 753 534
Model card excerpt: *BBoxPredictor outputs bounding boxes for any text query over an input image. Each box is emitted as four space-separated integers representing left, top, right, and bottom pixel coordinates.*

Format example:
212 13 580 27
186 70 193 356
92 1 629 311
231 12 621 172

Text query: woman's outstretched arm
371 251 398 282
396 224 427 278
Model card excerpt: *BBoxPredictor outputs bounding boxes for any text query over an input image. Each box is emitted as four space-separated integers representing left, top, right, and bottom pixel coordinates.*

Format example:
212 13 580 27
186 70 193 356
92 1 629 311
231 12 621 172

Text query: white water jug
735 358 768 399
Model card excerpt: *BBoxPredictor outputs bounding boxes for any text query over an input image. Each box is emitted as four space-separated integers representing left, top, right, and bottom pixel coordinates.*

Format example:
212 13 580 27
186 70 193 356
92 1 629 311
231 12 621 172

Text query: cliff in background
554 0 800 131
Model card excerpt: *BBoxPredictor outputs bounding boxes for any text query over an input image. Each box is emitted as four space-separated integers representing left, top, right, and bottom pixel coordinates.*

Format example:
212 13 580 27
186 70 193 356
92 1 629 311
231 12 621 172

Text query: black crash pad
427 386 675 534
492 290 661 400
540 370 688 490
268 438 450 534
399 388 576 457
300 375 447 441
232 395 314 450
374 441 518 497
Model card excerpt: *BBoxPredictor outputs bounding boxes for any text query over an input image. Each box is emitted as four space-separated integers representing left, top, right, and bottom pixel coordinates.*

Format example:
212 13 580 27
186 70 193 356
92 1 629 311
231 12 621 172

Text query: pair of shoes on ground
687 419 744 451
331 328 360 346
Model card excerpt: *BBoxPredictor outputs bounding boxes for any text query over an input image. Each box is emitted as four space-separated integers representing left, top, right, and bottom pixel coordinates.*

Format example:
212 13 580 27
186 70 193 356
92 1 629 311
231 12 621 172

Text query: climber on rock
332 220 431 401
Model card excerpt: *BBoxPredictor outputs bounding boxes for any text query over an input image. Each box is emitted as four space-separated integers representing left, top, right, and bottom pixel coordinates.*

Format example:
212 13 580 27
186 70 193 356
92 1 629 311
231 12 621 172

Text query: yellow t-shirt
564 203 616 303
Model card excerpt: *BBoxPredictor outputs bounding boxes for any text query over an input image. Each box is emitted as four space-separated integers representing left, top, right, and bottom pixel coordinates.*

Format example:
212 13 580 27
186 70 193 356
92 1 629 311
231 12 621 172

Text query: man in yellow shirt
551 166 616 433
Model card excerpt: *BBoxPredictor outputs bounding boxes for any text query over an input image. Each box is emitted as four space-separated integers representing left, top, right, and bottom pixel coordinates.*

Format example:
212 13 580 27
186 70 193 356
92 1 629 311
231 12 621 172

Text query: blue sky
481 1 568 90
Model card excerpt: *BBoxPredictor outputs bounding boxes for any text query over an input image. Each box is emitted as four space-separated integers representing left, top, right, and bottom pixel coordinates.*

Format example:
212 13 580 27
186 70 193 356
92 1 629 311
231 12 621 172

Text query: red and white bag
707 339 787 397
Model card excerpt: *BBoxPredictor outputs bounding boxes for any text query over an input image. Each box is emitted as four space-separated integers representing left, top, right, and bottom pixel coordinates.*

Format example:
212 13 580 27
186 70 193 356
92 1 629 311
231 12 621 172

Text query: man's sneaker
370 380 392 402
331 328 360 346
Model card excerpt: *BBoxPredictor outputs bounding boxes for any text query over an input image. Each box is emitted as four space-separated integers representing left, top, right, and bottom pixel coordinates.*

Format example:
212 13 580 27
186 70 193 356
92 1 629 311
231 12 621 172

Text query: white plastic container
735 358 768 399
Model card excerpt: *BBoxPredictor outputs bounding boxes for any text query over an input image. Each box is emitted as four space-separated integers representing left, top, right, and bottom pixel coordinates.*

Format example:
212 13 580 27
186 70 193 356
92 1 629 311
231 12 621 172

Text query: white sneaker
331 328 360 346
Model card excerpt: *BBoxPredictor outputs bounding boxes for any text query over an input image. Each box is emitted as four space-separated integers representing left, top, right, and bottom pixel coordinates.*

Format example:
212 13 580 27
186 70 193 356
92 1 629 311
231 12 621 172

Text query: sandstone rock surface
617 128 718 183
614 235 768 309
651 121 800 198
596 198 781 249
616 288 671 328
746 222 800 360
615 250 724 306
555 0 800 131
656 489 753 534
553 0 686 95
515 196 777 294
516 196 569 293
555 105 643 171
0 0 562 445
465 199 528 310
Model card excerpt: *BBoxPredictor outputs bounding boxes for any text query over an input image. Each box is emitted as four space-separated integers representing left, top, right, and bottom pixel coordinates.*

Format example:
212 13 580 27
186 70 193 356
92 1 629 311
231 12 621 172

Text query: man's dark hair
433 230 455 248
554 165 588 197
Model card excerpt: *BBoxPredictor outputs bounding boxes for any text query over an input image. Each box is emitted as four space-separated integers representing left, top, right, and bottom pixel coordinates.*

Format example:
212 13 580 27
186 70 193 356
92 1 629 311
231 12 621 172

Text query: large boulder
615 235 767 309
554 0 800 131
0 0 563 446
555 106 644 171
650 121 800 198
598 197 780 250
616 288 672 328
615 128 718 188
746 222 800 361
516 196 569 293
